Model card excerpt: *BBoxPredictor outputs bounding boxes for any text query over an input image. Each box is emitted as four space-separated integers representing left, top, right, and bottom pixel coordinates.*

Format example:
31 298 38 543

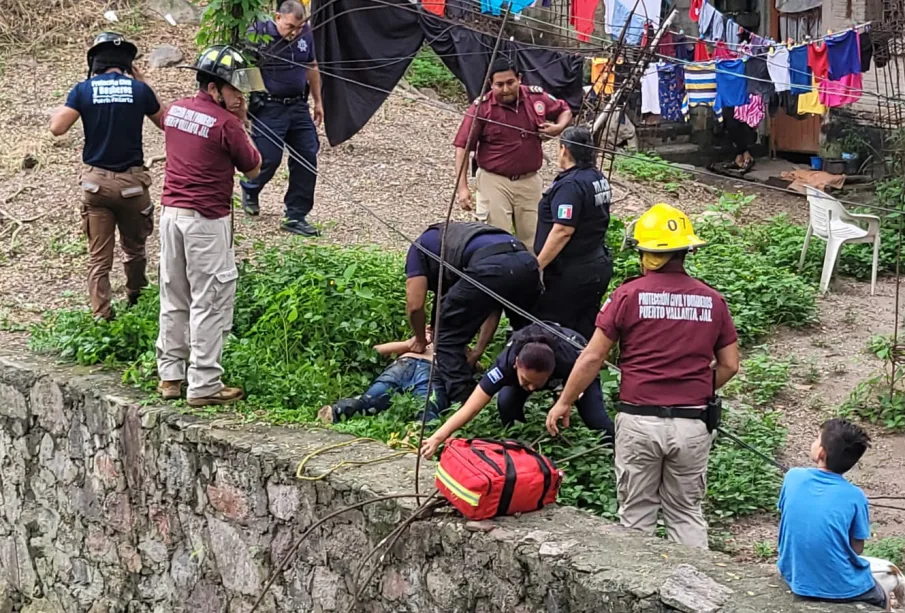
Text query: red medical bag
435 438 562 520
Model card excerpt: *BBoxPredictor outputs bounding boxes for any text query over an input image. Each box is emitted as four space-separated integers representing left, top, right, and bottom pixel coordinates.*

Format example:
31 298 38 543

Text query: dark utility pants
241 98 319 221
533 250 613 341
79 166 154 320
497 377 614 437
435 246 541 403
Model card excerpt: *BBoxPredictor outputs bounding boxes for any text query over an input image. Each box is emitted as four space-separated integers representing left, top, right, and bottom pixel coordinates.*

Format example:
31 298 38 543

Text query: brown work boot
317 405 336 424
157 380 182 400
187 386 244 407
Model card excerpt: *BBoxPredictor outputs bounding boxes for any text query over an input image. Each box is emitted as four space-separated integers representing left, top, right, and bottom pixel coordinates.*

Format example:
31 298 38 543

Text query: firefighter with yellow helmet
546 203 740 549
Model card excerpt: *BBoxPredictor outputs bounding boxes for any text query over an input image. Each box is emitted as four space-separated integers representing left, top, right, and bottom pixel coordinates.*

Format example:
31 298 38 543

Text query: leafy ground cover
30 206 823 525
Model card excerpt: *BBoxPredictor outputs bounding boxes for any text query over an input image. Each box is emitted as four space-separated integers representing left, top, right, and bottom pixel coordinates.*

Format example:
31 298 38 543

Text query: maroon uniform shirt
161 91 261 219
453 84 570 177
595 260 738 406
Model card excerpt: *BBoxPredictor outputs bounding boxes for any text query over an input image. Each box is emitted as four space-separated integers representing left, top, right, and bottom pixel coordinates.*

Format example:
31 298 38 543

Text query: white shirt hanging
767 47 791 92
641 64 661 115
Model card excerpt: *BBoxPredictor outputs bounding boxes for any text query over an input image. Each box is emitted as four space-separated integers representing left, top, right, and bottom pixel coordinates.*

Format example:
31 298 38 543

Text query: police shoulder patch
557 204 573 220
528 85 544 93
487 367 504 384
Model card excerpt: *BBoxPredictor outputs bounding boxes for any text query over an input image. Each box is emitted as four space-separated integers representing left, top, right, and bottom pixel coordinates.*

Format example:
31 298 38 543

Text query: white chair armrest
841 212 881 233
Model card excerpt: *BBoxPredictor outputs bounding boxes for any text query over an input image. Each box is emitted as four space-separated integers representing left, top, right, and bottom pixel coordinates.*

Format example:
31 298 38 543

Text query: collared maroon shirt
161 91 261 219
453 85 570 177
595 260 738 406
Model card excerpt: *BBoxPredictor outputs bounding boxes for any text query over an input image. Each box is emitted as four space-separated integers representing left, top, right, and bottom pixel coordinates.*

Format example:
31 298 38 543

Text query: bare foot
317 405 335 424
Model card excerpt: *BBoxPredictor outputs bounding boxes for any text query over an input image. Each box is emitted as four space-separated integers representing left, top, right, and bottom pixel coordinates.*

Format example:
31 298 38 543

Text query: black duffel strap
467 438 555 514
616 402 705 420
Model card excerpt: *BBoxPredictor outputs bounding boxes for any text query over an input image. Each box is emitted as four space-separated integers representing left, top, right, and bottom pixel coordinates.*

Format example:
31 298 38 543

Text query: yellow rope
295 437 416 481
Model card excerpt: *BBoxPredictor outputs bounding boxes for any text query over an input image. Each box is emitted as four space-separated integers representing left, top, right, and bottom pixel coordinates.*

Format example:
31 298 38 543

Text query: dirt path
1 18 903 556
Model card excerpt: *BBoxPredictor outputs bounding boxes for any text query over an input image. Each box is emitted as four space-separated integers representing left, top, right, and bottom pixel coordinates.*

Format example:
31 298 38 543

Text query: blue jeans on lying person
330 357 448 422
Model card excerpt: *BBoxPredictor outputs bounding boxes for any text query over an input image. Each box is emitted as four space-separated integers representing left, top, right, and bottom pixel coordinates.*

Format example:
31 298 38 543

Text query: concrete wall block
0 352 865 613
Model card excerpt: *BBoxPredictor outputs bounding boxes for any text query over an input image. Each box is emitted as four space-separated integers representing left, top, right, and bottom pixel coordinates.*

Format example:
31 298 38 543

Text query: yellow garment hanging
797 77 826 115
591 57 617 96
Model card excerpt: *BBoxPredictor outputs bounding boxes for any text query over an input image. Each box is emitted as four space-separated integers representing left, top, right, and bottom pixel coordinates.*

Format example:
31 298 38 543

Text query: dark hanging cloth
745 57 775 96
421 14 585 109
860 28 873 72
312 0 425 146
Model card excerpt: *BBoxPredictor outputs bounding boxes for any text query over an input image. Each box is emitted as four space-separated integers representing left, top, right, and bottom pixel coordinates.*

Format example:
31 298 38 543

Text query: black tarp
313 0 585 146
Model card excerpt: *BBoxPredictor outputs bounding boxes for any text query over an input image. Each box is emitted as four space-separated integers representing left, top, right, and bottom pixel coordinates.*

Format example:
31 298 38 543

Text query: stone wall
0 353 859 613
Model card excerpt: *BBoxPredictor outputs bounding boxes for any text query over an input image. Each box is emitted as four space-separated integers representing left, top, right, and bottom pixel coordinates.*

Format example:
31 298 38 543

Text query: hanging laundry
826 30 861 80
674 34 694 61
734 94 765 127
641 64 661 115
860 28 873 71
709 13 725 42
788 45 811 93
725 18 739 46
807 40 829 83
749 34 770 55
658 64 686 122
698 1 716 36
571 0 601 43
685 62 720 118
423 0 445 16
767 47 791 92
591 57 617 96
820 72 863 107
609 0 660 45
873 30 892 68
745 56 775 96
484 0 535 15
658 31 676 58
715 59 749 108
694 40 712 61
689 0 703 21
797 77 826 114
713 41 736 59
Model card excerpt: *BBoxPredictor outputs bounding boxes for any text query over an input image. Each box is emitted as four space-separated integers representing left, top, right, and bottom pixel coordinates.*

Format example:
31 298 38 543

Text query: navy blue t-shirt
250 20 315 97
534 165 611 260
405 228 512 279
65 72 160 172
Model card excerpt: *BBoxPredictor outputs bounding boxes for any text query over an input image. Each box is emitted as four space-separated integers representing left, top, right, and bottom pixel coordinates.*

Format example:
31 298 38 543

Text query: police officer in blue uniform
533 126 613 341
405 222 541 404
420 322 614 457
241 0 322 237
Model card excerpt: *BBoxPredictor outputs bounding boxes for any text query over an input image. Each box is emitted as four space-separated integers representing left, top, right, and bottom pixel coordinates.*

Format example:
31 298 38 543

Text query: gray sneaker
281 218 319 237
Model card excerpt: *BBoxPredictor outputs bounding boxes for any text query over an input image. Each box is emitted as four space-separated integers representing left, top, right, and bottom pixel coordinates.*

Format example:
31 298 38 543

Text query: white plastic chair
799 186 881 295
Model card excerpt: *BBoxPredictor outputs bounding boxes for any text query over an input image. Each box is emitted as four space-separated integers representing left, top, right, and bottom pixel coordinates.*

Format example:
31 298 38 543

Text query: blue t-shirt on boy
777 467 874 600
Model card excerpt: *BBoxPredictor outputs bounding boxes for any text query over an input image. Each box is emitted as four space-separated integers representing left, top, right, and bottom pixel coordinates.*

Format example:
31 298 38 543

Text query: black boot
241 190 260 216
281 217 319 237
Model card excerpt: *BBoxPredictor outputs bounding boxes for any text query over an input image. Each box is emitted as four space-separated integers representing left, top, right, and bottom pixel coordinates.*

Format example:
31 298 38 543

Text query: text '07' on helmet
181 45 267 94
627 203 707 253
86 32 137 75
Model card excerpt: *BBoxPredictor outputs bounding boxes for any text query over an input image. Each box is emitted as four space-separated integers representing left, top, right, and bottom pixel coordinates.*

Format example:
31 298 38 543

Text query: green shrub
864 536 905 567
404 47 466 101
614 152 688 184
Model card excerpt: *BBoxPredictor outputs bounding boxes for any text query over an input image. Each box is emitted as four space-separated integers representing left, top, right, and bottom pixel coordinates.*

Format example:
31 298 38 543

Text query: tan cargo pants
614 412 711 549
475 169 542 254
155 207 238 399
79 166 154 320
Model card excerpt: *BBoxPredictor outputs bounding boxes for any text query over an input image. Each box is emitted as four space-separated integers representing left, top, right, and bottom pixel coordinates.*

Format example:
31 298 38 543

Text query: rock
30 379 67 436
207 483 250 521
206 516 262 596
659 564 734 613
147 0 203 25
0 384 27 419
149 44 184 69
418 87 440 100
266 483 300 521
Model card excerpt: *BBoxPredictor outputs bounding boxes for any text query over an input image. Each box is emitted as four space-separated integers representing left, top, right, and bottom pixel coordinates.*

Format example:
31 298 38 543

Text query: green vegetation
614 152 689 184
840 333 905 430
864 536 905 567
196 0 270 48
404 47 466 101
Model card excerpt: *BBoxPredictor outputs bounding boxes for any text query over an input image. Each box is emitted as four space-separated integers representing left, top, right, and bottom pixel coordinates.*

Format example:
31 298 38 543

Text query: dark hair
820 418 870 474
561 126 596 167
489 58 519 81
91 48 133 75
517 342 555 373
278 0 307 18
197 72 227 92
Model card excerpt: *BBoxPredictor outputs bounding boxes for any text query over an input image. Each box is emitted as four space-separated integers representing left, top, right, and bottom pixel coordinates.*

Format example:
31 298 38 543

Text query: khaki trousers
475 169 542 254
614 412 711 549
79 166 154 320
155 207 238 399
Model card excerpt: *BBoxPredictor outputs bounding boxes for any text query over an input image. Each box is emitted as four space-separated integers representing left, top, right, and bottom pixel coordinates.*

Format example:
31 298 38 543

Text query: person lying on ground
318 331 447 424
420 323 614 458
777 418 890 611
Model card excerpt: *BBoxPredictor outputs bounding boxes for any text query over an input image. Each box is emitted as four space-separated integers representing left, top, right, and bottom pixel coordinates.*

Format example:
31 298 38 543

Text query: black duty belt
468 240 526 264
255 93 304 105
616 402 705 420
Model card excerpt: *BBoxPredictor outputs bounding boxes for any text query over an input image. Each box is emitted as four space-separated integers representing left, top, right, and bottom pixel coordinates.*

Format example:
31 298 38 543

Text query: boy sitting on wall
777 418 889 610
318 330 447 424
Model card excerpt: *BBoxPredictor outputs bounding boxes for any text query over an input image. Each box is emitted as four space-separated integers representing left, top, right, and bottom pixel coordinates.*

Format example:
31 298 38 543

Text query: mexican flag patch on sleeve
557 204 573 220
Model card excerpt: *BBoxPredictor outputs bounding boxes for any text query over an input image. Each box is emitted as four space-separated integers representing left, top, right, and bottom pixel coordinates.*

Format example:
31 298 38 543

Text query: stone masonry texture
0 352 862 613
